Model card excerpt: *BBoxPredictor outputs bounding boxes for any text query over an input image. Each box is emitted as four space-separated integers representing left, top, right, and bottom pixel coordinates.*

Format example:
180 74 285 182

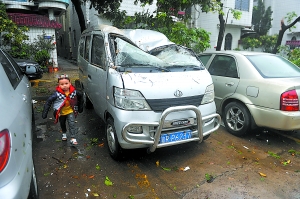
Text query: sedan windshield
247 54 300 78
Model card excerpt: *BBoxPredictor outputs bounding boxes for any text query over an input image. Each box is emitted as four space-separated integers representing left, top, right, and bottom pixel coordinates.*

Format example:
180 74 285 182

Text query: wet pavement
31 58 300 199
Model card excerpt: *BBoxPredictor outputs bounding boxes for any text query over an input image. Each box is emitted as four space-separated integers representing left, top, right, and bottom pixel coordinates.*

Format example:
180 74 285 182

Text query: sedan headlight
201 84 215 104
114 87 151 110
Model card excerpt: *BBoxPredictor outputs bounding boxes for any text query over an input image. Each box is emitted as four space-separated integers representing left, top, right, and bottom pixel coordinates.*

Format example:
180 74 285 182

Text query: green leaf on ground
105 176 113 186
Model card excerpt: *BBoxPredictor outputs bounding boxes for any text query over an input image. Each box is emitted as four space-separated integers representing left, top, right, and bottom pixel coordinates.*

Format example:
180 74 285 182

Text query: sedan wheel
106 118 123 160
223 102 251 136
28 163 39 199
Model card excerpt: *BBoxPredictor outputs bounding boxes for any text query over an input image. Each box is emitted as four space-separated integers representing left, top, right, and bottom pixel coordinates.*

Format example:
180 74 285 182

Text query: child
42 74 83 145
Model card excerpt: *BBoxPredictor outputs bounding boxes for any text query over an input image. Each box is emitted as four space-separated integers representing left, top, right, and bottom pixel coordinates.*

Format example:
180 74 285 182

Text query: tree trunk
216 14 225 51
272 16 300 54
70 0 86 33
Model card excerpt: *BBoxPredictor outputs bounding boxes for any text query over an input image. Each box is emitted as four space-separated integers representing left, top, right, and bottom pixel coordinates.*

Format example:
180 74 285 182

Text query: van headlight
114 87 151 110
201 84 214 104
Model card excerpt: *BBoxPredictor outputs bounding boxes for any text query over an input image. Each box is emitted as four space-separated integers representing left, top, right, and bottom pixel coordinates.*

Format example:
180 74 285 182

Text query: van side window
79 37 85 57
91 35 106 70
84 36 91 61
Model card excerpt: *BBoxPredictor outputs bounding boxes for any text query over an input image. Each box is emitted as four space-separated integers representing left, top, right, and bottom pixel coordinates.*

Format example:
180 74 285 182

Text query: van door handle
88 74 91 79
225 82 234 87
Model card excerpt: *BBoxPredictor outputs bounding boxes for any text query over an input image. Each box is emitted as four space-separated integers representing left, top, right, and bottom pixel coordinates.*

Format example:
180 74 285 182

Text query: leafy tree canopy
0 1 29 48
252 0 272 36
82 0 217 53
241 35 277 53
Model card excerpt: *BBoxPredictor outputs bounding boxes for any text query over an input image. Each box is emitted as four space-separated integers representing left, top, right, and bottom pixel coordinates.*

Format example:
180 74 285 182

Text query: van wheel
27 163 39 199
223 102 251 136
203 134 210 140
84 92 93 109
106 118 123 160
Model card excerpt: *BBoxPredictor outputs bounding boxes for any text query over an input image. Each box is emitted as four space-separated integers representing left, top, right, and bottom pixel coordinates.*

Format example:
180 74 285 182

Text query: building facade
264 0 300 50
191 0 254 51
2 0 69 67
56 0 157 60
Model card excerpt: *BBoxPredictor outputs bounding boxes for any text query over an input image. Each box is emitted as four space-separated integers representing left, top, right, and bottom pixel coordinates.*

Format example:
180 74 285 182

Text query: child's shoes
62 133 67 141
70 138 78 145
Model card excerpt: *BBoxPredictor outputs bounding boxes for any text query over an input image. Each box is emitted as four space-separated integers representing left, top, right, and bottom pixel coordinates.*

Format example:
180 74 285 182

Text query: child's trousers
59 113 76 138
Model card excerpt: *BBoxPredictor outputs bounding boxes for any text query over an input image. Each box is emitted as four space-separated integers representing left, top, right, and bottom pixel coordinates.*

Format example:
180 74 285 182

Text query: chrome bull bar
121 105 221 153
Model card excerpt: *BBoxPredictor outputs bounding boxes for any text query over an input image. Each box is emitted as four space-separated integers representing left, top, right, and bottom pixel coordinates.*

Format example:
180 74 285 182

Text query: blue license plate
159 130 192 144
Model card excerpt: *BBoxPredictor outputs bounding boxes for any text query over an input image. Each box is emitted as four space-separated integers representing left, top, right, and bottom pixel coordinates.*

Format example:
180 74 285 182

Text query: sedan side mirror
25 65 37 74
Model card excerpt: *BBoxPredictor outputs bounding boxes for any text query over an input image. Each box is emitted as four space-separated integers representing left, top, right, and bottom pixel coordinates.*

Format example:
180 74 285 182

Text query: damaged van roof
83 25 174 52
121 29 174 52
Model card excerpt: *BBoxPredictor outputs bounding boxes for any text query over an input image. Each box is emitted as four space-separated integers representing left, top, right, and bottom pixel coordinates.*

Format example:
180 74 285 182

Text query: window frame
1 50 23 89
91 34 106 70
235 0 250 11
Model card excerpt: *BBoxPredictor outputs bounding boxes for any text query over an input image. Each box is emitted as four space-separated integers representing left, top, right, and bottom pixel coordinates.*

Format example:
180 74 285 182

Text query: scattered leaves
89 175 95 179
105 176 113 186
282 160 291 166
92 193 99 197
288 149 300 156
90 138 99 145
205 173 214 183
98 143 104 147
258 172 267 177
156 160 159 167
268 151 280 159
161 166 171 171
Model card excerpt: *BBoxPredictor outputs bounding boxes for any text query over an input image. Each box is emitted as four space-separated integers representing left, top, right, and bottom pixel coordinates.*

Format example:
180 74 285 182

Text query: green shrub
34 50 50 68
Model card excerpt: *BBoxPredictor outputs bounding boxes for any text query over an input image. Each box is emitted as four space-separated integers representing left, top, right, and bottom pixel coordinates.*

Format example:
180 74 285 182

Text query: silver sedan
198 51 300 136
0 49 39 198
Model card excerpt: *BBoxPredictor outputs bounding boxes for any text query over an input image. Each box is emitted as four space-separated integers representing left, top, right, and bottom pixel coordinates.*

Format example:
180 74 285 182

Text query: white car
0 49 39 198
78 25 221 160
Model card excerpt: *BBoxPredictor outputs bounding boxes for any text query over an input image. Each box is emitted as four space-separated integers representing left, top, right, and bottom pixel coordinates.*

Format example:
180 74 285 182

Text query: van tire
223 102 251 136
84 92 93 109
106 118 123 160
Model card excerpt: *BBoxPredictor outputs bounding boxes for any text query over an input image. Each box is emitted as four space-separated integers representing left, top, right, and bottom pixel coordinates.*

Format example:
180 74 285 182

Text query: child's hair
58 74 70 82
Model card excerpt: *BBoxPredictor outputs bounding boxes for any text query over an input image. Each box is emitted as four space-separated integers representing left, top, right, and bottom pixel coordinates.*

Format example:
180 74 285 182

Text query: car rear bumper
248 104 300 131
0 152 33 199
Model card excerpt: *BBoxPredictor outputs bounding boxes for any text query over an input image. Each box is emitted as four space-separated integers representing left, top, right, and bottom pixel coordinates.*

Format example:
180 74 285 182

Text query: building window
225 33 232 50
235 0 250 11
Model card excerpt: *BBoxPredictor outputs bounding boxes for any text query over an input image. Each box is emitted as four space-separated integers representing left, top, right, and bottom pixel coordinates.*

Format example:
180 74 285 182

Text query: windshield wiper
168 65 205 70
115 64 170 72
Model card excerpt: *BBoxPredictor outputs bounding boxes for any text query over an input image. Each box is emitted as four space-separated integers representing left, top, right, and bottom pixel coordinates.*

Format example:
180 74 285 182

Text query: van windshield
115 38 169 68
150 44 203 68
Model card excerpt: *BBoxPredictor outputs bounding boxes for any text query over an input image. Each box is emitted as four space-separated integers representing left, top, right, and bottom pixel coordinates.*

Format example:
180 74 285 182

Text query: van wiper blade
152 66 170 72
115 64 170 72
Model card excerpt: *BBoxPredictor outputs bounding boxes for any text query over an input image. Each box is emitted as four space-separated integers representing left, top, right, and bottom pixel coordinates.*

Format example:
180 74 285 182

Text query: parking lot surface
32 58 300 199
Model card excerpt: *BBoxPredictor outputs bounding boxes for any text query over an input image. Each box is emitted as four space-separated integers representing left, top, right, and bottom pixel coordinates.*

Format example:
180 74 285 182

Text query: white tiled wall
264 0 300 44
193 0 253 51
26 27 58 67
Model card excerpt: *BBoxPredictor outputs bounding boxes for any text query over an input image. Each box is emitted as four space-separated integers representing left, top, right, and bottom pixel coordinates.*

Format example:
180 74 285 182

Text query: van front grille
146 95 204 112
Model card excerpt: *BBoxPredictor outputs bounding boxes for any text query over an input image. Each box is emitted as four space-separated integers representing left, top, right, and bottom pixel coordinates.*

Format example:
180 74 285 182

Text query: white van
78 25 221 160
